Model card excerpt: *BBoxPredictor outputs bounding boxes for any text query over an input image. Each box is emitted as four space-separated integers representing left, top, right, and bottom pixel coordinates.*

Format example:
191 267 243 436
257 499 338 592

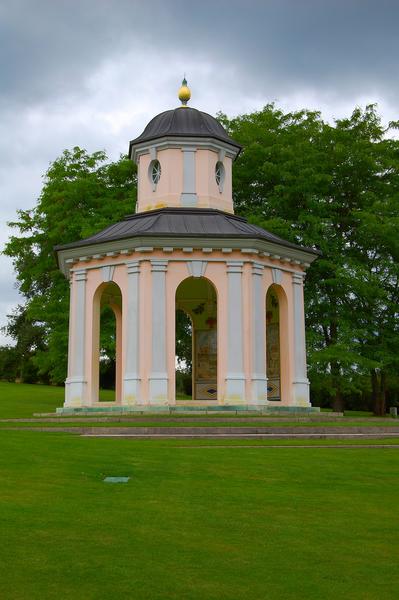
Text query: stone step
5 425 399 437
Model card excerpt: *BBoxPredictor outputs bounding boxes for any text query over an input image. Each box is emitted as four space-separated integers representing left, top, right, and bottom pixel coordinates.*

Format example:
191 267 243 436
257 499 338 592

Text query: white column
225 261 246 403
251 262 267 404
149 260 169 404
292 272 311 406
65 268 87 406
122 261 141 404
180 147 198 207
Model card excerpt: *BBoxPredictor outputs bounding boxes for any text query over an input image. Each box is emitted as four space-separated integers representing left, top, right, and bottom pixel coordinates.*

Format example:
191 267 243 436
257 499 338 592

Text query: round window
215 161 225 189
149 160 161 185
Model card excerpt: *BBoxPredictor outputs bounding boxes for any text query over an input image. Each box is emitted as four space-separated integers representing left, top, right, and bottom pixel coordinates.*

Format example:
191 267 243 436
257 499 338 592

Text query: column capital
292 272 305 285
226 260 244 273
252 262 264 277
74 269 87 282
126 260 140 274
150 259 168 272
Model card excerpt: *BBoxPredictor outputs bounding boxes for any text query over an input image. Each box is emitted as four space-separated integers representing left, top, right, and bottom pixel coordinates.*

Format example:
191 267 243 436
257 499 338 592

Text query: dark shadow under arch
92 281 122 403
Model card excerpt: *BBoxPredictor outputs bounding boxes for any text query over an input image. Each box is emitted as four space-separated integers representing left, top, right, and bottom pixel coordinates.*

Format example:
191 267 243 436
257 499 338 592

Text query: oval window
215 161 225 189
149 160 161 185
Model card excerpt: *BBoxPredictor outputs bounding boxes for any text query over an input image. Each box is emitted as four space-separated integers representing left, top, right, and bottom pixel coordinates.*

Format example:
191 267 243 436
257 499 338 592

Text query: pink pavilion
56 80 319 413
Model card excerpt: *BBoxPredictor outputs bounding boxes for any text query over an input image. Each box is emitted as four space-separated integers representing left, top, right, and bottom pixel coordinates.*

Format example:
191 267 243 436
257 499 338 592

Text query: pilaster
149 260 169 404
292 272 311 406
122 261 141 404
65 268 87 406
180 147 198 207
225 261 246 403
251 262 267 403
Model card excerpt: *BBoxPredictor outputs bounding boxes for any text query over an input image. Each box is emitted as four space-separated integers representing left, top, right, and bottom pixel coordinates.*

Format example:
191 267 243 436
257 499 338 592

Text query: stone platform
56 404 321 416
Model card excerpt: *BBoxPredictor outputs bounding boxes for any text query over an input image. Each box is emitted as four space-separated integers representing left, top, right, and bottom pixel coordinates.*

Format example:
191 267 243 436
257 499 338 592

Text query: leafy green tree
221 104 399 412
4 147 137 383
353 181 399 414
0 346 19 382
1 305 48 383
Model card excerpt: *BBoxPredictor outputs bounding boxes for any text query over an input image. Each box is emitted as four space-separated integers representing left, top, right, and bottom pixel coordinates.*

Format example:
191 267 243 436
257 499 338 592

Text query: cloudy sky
1 0 398 344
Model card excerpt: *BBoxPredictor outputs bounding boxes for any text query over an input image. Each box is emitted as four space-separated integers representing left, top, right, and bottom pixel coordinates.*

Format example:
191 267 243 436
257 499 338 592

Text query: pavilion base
56 404 320 415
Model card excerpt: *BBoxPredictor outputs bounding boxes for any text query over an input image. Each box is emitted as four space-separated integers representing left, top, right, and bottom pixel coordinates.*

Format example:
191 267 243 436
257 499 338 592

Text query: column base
292 379 311 407
224 375 246 404
149 374 169 405
64 377 87 407
251 376 268 404
122 375 140 405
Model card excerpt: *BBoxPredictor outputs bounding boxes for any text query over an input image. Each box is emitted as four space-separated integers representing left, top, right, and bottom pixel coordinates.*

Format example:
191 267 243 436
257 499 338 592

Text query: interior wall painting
266 288 281 400
195 329 217 400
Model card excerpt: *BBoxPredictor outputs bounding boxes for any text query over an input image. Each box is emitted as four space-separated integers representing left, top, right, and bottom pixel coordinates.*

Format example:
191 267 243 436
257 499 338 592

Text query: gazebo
56 80 319 412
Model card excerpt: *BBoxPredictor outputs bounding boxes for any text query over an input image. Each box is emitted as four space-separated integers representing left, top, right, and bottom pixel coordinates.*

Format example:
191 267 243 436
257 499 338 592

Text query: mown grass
0 430 398 599
0 382 190 419
0 383 399 598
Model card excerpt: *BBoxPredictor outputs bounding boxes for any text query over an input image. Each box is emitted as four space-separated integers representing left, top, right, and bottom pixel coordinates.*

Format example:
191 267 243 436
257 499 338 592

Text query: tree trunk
371 369 378 410
372 369 387 416
331 359 345 412
332 389 345 413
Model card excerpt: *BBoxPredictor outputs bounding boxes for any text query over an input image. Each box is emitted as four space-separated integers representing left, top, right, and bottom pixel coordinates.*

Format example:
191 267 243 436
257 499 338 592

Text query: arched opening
266 285 282 402
175 277 217 402
92 282 122 403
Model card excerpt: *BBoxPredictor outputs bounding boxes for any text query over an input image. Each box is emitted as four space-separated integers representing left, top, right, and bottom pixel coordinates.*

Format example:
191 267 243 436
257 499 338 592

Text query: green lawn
0 430 398 599
0 382 190 418
0 382 399 598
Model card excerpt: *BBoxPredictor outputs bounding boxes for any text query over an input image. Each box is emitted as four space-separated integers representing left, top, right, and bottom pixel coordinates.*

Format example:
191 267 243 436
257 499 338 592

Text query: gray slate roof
129 107 241 154
55 208 320 255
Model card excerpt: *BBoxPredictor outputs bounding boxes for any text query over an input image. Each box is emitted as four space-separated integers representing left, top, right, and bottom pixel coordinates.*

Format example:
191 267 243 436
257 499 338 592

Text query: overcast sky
1 0 399 344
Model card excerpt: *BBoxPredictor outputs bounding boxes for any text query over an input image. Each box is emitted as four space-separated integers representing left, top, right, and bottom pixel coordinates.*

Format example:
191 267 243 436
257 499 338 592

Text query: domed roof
129 107 241 155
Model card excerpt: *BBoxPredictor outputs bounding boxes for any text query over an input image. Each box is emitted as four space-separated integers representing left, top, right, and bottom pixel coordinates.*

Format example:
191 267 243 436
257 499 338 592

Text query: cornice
57 234 317 278
130 136 239 163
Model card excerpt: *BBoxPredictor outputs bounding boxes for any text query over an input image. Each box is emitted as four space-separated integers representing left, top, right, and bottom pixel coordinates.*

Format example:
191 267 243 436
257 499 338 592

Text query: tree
221 104 399 412
1 305 48 383
0 346 19 382
4 147 137 383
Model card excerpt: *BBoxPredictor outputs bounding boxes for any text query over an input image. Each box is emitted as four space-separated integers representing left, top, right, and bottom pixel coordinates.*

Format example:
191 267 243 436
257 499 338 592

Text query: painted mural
195 329 217 400
175 277 218 401
266 288 281 400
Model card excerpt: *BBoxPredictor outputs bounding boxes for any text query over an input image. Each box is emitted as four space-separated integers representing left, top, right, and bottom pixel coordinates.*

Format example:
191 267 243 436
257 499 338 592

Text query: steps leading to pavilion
54 404 321 416
5 425 399 439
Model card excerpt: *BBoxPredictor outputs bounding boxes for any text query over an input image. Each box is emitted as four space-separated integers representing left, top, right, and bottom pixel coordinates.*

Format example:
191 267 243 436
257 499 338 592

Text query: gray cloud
1 1 398 108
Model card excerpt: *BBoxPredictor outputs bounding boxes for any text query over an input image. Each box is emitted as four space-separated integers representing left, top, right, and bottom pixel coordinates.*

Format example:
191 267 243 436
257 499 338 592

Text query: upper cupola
129 107 241 156
129 79 241 214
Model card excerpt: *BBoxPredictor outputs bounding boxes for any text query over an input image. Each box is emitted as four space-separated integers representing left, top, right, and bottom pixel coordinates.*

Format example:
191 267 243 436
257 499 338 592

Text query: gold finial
178 76 191 107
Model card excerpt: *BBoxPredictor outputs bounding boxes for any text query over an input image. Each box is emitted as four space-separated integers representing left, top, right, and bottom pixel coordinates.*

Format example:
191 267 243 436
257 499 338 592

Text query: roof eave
56 234 319 278
129 135 241 163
